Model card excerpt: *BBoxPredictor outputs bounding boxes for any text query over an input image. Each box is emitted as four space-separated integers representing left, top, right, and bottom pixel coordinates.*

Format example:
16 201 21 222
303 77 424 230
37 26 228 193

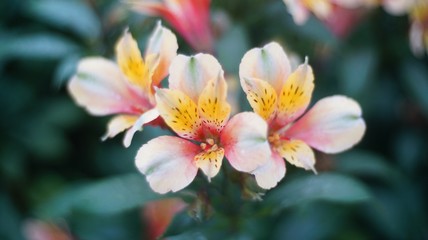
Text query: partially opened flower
136 54 270 193
68 22 178 147
238 42 366 189
128 0 214 53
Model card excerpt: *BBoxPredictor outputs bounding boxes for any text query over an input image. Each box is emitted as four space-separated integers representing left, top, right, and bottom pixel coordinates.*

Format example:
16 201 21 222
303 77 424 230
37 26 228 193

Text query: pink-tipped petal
145 21 178 86
135 136 200 194
123 108 160 147
221 112 271 173
168 54 223 102
286 95 366 154
252 152 286 189
67 57 144 116
239 42 291 94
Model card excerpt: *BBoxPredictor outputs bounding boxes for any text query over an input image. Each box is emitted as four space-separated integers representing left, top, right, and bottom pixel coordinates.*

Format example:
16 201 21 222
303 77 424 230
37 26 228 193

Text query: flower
135 54 270 193
238 42 366 189
128 0 214 53
283 0 375 36
68 22 178 147
408 1 428 55
143 198 186 240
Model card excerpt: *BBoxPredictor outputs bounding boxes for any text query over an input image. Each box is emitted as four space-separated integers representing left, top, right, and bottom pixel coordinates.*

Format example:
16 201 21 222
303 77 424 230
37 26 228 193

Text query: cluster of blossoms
68 20 365 193
284 0 428 55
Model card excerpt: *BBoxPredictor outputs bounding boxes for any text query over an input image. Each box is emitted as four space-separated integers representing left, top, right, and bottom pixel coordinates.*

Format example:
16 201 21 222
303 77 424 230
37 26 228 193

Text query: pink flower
143 198 186 240
238 42 366 189
135 54 270 193
68 22 178 147
283 0 375 37
128 0 214 53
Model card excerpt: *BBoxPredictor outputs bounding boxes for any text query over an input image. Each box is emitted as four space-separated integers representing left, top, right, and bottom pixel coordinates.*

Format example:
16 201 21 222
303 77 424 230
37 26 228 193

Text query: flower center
200 138 218 152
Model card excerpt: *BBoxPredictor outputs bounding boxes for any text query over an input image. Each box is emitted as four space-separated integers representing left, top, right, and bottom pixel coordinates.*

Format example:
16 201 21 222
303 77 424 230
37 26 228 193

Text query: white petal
239 42 291 94
145 21 178 86
101 115 138 141
168 54 224 102
221 112 271 172
67 57 144 115
123 108 160 147
252 152 286 189
135 136 200 194
286 95 366 153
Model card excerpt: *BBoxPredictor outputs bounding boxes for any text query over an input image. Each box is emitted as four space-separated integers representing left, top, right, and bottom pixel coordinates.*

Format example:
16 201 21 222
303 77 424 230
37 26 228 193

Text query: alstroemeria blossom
128 0 214 52
239 42 366 189
136 54 270 193
68 22 178 147
283 0 375 36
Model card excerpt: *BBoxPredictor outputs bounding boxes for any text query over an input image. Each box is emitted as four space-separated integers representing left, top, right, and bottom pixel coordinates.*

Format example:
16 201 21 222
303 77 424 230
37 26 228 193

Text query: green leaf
0 33 80 60
266 173 371 210
26 0 101 40
37 173 166 218
339 49 377 97
334 151 400 183
216 25 249 74
401 60 428 117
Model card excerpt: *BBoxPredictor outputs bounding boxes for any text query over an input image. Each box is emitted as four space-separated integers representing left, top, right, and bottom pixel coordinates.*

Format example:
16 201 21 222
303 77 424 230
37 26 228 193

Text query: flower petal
286 95 366 153
276 139 317 173
145 21 178 86
123 108 160 147
252 152 286 189
276 58 315 125
195 147 224 182
136 136 200 194
116 29 151 92
67 57 147 116
242 77 278 121
283 0 311 25
169 54 223 102
239 42 291 94
155 88 202 140
101 115 138 141
221 112 271 173
198 73 231 134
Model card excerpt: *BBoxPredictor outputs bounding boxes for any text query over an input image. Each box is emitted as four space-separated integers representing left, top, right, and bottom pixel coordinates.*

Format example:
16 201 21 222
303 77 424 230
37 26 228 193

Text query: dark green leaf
401 60 428 117
339 49 377 97
27 0 101 40
37 173 166 218
266 173 371 210
0 33 80 60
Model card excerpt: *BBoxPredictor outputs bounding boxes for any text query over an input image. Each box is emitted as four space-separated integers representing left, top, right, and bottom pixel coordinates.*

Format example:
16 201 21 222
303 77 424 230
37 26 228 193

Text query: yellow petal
242 77 277 121
195 147 224 181
276 58 314 125
116 30 150 92
198 73 231 134
276 139 317 174
155 88 202 140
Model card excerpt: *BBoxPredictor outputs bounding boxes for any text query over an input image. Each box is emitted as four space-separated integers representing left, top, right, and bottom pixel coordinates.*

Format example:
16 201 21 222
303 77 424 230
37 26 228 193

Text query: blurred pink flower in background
283 0 376 37
143 198 186 240
128 0 214 53
382 0 428 56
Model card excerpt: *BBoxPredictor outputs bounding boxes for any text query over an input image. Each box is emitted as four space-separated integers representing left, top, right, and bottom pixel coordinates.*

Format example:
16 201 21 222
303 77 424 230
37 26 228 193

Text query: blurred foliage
1 0 427 239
